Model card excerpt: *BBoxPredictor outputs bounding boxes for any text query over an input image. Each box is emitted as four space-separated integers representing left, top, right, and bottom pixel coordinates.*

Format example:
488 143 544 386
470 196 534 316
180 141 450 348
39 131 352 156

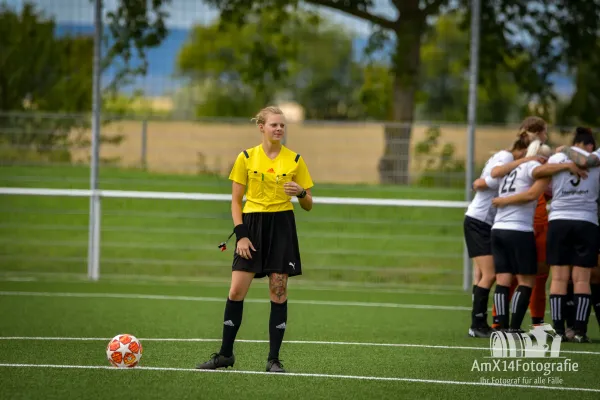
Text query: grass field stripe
0 276 465 297
1 337 599 356
0 271 467 294
0 291 471 310
0 363 598 393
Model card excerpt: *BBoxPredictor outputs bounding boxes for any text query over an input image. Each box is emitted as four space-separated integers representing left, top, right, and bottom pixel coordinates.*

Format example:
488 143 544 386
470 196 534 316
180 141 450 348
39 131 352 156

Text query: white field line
0 363 598 393
0 291 471 311
1 336 599 356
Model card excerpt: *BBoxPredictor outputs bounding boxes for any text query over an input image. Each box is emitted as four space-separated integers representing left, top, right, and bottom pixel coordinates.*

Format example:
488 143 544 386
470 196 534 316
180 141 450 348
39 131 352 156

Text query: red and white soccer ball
106 334 143 368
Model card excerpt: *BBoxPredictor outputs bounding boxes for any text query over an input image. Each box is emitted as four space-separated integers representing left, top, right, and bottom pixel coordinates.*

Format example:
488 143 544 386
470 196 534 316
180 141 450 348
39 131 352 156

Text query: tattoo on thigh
269 274 288 300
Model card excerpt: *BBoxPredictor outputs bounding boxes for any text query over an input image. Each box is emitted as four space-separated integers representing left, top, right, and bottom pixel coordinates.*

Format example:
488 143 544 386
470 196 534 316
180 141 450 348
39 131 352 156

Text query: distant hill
56 23 574 98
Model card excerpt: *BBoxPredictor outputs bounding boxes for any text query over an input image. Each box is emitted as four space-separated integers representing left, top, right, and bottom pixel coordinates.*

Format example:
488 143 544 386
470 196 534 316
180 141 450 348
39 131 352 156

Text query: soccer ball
106 334 143 368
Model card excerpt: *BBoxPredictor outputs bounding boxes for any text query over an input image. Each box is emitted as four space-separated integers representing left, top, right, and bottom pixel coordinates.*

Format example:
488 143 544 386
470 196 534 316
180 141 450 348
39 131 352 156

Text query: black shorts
491 229 537 275
232 210 302 279
547 219 598 268
464 216 492 258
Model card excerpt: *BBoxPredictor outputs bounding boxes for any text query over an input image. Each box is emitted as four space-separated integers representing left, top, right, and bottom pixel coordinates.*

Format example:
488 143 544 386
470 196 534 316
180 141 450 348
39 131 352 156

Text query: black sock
494 285 510 329
591 284 600 328
550 294 566 334
531 317 544 325
573 293 592 335
472 286 490 328
510 286 532 330
219 298 244 357
472 285 477 303
565 282 575 329
268 301 287 360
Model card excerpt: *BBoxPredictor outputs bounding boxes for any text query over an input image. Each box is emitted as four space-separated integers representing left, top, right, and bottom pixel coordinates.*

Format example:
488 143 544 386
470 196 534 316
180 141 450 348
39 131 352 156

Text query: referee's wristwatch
297 189 307 199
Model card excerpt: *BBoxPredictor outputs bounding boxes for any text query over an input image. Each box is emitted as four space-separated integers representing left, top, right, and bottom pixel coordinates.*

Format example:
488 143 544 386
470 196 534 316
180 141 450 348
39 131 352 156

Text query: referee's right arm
231 182 244 227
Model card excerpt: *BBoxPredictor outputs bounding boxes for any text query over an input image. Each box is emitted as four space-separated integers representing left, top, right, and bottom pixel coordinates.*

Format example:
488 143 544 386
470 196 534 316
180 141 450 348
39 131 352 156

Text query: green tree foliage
357 64 393 121
0 1 170 163
103 0 172 91
0 3 93 162
556 40 600 128
418 13 523 124
176 9 363 120
0 3 93 112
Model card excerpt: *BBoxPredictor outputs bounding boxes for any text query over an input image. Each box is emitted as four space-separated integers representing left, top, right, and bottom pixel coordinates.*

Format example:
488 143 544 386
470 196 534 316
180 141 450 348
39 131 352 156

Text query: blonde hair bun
251 106 284 126
538 144 552 158
526 140 552 158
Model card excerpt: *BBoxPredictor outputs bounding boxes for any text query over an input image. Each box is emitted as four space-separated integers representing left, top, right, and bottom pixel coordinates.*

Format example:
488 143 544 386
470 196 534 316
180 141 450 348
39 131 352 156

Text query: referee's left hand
284 181 303 196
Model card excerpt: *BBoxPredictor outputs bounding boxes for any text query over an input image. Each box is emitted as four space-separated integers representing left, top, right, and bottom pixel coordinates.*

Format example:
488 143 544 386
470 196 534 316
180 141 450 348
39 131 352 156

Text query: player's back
466 150 514 225
548 148 600 224
493 160 542 232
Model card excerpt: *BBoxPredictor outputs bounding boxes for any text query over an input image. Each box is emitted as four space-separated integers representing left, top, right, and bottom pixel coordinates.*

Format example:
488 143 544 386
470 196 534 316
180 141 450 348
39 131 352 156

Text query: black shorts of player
598 224 600 254
491 229 537 275
232 210 302 279
463 216 492 258
547 219 599 268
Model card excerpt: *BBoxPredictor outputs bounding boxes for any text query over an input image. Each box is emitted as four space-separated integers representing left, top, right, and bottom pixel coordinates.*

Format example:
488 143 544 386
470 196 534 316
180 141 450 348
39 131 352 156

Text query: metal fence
0 110 576 291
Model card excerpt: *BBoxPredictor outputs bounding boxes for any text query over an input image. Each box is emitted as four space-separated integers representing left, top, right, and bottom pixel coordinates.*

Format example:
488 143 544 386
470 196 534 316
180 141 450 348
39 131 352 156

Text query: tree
418 12 523 124
203 0 600 184
176 9 364 120
0 3 94 161
102 0 172 92
0 1 170 162
556 40 600 128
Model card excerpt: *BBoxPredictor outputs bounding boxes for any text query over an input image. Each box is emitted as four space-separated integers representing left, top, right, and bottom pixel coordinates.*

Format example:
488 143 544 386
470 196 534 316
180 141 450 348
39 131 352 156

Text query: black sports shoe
266 359 286 373
571 334 592 343
196 353 235 370
468 326 493 338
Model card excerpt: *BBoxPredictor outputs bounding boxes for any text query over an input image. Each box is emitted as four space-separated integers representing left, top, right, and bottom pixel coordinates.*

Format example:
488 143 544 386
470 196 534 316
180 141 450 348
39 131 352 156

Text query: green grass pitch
0 165 466 287
0 279 599 399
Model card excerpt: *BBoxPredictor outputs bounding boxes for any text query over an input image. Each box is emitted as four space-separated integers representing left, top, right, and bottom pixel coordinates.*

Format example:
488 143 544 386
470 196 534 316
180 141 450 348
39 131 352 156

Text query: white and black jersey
491 161 541 276
463 150 513 258
547 148 600 225
492 160 542 232
465 150 514 225
546 147 600 268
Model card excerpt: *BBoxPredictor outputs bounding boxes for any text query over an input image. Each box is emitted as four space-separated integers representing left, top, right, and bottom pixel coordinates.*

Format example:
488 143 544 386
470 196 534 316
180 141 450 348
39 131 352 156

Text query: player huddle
464 116 600 343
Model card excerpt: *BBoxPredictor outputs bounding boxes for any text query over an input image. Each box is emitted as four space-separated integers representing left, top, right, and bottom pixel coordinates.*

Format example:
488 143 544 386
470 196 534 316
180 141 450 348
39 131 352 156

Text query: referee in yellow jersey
196 106 314 373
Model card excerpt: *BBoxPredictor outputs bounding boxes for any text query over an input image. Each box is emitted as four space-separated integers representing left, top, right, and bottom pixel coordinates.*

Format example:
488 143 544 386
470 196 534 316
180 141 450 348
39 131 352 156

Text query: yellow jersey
229 144 314 213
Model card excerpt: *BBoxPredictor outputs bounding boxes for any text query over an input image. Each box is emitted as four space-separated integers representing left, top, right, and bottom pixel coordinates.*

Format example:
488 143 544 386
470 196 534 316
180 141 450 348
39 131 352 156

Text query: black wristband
234 224 249 242
297 189 307 199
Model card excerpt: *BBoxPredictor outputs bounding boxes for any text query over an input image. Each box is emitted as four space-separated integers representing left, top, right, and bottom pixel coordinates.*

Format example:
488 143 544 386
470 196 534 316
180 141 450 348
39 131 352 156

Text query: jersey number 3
570 173 581 187
501 170 517 194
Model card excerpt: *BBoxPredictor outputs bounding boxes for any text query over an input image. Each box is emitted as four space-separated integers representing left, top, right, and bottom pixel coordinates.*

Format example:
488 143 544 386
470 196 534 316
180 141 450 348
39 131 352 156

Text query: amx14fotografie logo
471 324 579 385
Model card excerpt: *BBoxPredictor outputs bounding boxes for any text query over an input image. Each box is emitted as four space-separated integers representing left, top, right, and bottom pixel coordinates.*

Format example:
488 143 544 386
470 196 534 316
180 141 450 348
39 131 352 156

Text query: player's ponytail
525 139 541 157
525 139 551 160
511 130 532 151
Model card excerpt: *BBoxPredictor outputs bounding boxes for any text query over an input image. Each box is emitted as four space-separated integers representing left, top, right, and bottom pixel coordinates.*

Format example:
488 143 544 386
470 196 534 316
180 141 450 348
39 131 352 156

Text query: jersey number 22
501 170 517 194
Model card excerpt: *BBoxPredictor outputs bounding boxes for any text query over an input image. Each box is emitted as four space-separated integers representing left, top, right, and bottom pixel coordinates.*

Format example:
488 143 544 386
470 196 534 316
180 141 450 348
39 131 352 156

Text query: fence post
463 0 481 291
141 119 148 170
87 0 102 281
